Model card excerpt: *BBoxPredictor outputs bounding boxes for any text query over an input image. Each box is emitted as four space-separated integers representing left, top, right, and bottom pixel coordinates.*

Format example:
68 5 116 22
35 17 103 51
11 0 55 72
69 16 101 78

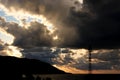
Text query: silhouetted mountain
0 56 66 80
0 56 66 74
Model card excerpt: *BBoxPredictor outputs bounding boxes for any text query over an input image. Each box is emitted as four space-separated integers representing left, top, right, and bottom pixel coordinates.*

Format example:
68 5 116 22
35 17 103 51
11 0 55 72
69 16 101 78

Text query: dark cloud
22 47 54 64
87 49 120 70
91 49 120 70
7 21 53 48
59 0 120 49
1 0 120 49
0 17 54 48
71 49 120 70
20 22 52 47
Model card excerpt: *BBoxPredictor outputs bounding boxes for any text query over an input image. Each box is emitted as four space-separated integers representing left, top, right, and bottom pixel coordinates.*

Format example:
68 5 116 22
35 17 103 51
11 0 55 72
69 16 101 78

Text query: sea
23 74 86 80
22 74 120 80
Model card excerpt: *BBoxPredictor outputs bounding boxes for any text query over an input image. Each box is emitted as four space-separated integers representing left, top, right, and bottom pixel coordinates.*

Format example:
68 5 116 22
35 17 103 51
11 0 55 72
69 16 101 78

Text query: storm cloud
0 0 120 49
67 0 120 49
0 17 54 48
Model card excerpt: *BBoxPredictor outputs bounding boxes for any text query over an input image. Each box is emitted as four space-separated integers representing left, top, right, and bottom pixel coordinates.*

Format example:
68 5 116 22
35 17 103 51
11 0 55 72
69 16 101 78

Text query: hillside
0 56 66 79
0 56 66 74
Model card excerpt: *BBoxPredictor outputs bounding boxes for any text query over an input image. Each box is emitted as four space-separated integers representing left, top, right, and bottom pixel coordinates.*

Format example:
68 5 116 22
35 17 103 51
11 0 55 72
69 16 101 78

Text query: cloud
0 0 83 48
0 16 54 48
22 47 89 69
1 0 120 49
22 47 120 71
0 27 14 45
0 45 23 58
22 47 55 63
91 49 120 70
64 0 120 49
0 0 120 74
0 0 74 23
0 21 22 57
9 21 54 48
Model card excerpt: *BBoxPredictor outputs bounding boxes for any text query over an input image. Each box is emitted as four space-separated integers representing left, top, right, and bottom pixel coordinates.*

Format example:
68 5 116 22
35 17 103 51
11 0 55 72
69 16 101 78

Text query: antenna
88 44 92 74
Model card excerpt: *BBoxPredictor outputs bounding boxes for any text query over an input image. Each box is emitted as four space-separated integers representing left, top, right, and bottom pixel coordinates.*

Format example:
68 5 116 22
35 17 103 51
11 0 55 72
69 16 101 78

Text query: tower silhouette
88 44 92 74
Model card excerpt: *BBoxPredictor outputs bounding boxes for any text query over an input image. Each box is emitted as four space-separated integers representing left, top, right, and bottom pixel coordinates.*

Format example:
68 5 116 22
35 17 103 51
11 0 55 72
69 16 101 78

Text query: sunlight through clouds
2 46 23 58
78 0 83 4
0 27 14 45
53 35 58 40
0 3 58 38
0 27 23 58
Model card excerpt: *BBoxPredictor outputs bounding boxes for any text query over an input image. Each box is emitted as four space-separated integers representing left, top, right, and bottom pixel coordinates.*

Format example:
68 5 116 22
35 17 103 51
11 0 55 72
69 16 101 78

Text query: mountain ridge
0 55 67 74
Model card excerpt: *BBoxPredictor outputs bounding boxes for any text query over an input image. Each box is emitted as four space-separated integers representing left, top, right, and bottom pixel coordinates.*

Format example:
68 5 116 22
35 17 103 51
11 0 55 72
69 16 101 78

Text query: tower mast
88 44 92 74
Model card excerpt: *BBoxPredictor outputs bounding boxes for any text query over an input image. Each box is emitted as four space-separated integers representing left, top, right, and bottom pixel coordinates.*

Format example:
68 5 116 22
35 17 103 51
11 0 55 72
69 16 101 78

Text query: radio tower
88 44 92 74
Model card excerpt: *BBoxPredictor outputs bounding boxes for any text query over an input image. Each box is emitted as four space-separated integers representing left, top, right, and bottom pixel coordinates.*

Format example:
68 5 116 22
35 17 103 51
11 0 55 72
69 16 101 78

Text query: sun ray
0 27 15 45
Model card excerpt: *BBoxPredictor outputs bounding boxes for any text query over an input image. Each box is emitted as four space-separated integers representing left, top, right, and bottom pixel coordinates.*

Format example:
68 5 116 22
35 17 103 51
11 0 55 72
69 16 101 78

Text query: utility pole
88 44 92 74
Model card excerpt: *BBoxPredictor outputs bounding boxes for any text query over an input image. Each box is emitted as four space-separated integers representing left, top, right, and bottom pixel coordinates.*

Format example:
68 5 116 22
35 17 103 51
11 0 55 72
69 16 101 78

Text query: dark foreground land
28 74 120 80
0 56 119 80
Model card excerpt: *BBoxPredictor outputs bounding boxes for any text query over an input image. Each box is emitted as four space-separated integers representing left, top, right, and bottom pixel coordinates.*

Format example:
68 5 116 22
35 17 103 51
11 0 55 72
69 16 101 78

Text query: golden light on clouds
70 49 87 59
51 48 88 74
53 65 88 74
19 19 31 29
0 27 15 45
4 46 23 58
53 65 120 74
0 4 58 40
0 27 22 58
53 35 58 40
78 0 83 4
41 18 56 35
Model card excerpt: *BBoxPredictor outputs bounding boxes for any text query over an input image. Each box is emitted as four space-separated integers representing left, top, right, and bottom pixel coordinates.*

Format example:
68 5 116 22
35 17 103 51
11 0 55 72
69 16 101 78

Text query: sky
0 0 120 74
